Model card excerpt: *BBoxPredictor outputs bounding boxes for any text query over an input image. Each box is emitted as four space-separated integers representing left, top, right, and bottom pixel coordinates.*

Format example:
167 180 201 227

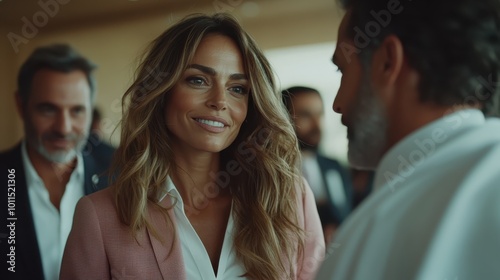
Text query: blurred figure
282 86 352 243
0 44 113 280
350 168 374 210
316 0 500 279
84 107 115 161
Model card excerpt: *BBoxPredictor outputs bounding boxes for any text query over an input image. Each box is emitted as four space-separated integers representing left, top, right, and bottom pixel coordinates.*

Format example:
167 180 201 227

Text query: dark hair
340 0 500 115
281 86 321 112
17 43 97 105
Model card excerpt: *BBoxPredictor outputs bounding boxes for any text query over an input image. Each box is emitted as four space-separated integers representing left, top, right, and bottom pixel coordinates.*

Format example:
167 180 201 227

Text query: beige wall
0 7 341 150
0 25 22 149
246 9 341 49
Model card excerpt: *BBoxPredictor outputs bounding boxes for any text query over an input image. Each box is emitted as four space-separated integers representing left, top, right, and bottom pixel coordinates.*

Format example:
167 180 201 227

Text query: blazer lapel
146 197 186 280
317 156 351 221
82 154 103 195
3 143 45 279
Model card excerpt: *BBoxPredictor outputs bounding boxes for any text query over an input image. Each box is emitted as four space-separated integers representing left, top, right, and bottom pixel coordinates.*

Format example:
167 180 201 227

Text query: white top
22 141 85 280
302 152 347 211
302 151 328 203
159 177 247 280
316 109 500 280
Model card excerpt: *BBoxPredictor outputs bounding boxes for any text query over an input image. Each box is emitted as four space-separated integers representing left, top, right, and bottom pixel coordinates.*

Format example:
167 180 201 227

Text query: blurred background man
282 86 352 243
0 44 113 280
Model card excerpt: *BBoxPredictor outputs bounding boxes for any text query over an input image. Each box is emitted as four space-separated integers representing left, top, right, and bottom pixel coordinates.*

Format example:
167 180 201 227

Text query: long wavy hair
111 13 304 279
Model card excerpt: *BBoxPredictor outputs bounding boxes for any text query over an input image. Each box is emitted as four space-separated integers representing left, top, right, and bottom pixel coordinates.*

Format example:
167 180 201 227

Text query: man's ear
15 91 25 120
370 35 404 91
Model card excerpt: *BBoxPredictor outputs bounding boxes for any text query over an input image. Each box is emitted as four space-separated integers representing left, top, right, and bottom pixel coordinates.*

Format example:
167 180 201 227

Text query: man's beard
347 75 388 170
27 129 87 164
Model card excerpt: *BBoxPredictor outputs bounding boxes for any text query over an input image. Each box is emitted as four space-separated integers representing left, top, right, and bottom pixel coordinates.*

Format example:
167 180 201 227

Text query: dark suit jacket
316 155 353 226
84 132 115 163
0 142 113 280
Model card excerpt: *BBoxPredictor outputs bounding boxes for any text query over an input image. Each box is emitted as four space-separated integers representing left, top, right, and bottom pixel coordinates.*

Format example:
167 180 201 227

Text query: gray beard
27 132 87 164
35 142 80 164
347 77 388 170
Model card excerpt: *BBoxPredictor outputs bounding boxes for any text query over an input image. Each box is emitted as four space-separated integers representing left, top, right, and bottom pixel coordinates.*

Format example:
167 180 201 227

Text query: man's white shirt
316 109 500 280
22 141 85 280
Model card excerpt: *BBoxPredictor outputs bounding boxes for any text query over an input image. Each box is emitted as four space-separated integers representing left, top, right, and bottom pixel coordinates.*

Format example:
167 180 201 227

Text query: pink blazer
60 179 325 280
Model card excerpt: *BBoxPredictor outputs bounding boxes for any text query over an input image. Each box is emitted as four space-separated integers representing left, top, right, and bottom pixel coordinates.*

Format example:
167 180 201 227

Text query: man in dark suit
0 44 113 280
282 86 352 243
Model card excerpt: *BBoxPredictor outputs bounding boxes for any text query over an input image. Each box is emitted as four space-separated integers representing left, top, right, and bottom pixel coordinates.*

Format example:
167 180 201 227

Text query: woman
60 13 324 280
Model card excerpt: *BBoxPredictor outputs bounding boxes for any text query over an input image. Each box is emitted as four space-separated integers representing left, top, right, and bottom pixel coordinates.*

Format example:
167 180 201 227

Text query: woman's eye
187 77 207 86
230 86 249 95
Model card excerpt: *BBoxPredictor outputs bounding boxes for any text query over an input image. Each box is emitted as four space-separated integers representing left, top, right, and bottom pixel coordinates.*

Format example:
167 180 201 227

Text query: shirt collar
158 176 181 205
21 140 42 188
374 109 485 191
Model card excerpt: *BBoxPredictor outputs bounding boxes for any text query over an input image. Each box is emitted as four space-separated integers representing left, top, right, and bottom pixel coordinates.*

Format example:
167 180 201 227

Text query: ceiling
0 0 341 31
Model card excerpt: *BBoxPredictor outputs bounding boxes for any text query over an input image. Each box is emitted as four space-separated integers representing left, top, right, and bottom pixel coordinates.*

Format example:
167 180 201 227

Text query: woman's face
165 34 249 154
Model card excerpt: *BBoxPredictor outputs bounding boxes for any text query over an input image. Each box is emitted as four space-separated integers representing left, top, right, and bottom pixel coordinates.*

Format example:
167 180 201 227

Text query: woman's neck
170 149 228 209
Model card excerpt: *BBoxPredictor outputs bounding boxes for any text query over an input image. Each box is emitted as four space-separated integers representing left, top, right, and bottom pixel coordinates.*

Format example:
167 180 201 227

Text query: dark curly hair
340 0 500 116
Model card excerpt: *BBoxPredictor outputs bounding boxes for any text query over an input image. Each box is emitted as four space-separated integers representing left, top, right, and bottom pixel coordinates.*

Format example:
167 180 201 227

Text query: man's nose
54 111 72 135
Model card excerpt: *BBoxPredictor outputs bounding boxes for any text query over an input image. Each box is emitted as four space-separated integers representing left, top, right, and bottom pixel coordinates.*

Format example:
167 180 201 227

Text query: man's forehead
28 84 91 108
292 94 323 108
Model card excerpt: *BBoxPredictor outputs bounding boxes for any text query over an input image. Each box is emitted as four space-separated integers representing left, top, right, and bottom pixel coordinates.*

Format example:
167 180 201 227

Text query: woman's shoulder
294 176 310 201
74 187 127 233
77 187 117 218
85 187 115 205
294 176 321 224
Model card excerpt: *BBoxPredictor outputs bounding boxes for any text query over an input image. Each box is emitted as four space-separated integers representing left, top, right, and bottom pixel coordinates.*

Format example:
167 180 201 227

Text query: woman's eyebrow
187 64 216 76
187 64 247 80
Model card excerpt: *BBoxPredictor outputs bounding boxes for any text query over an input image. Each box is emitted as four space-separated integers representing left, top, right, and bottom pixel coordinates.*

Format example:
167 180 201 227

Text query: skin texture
165 34 249 155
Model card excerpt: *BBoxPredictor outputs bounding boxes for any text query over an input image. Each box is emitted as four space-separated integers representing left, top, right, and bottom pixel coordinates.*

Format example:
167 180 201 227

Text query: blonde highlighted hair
112 13 304 279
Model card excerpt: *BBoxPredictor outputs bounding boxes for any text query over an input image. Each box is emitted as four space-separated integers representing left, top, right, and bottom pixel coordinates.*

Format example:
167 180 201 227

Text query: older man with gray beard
316 0 500 279
0 44 113 280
